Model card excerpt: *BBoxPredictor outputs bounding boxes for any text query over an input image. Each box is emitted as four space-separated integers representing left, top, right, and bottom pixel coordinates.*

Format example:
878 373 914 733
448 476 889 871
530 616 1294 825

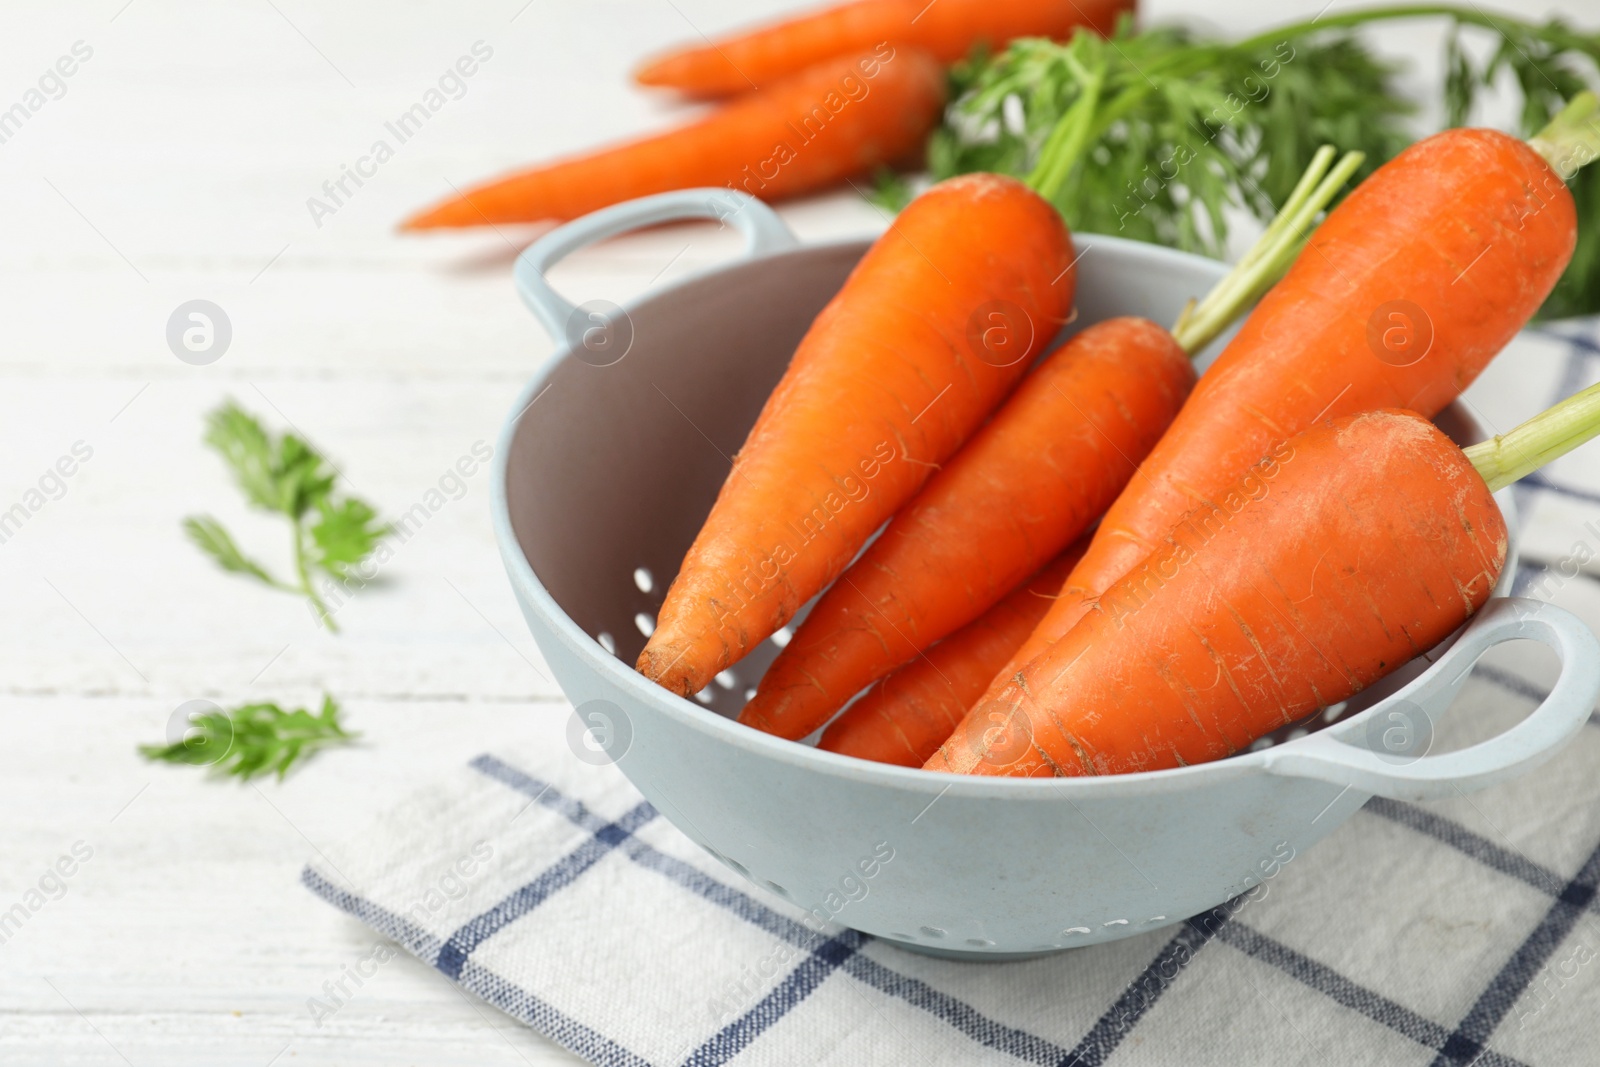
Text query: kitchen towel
304 322 1600 1066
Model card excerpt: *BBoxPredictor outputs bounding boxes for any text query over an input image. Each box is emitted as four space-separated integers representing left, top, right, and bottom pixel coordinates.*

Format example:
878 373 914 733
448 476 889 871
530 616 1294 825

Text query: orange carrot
401 49 944 230
738 148 1363 741
635 172 1076 697
963 123 1581 720
818 538 1086 766
739 316 1187 738
634 0 1132 99
927 409 1513 776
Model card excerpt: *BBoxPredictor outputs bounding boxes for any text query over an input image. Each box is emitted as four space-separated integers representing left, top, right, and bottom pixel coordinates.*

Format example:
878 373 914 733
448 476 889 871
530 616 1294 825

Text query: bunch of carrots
633 89 1600 779
400 0 1131 230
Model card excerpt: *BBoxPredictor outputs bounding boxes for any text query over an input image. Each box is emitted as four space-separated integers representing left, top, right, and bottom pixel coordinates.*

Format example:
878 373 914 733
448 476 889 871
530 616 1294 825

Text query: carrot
962 118 1585 720
926 409 1507 775
738 147 1364 741
633 0 1132 99
929 371 1600 777
400 49 944 230
818 538 1087 767
635 171 1077 697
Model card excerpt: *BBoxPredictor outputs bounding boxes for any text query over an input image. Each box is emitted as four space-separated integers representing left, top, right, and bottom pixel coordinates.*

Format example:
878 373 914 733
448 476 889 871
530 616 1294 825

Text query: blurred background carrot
402 48 944 229
399 1 1600 323
632 0 1132 98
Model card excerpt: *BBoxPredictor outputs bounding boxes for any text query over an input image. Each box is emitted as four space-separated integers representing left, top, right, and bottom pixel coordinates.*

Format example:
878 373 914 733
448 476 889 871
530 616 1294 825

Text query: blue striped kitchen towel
304 321 1600 1066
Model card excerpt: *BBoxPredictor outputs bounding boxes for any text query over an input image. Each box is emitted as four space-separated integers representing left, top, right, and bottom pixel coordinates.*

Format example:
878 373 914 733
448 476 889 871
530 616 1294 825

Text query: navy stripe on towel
1524 471 1600 508
1216 922 1528 1067
1058 906 1233 1067
1365 798 1571 901
302 866 652 1067
1426 840 1600 1067
435 798 657 980
471 756 1082 1064
302 865 445 964
841 953 1071 1065
684 933 864 1067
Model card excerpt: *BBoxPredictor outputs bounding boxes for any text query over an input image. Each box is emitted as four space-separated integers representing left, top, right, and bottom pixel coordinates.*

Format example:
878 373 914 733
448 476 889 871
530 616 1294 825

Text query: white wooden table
0 1 1589 1063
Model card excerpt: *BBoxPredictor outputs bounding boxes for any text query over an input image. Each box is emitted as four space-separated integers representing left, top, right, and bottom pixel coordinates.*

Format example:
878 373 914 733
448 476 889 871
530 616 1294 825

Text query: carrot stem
1465 380 1600 493
1024 48 1105 200
1529 91 1600 180
1170 145 1334 345
1171 147 1365 355
1157 91 1594 360
1231 5 1600 58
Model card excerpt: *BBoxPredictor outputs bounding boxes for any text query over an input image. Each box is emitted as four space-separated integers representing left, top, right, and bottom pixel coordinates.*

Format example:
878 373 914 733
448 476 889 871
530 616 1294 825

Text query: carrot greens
919 7 1600 316
920 18 1410 256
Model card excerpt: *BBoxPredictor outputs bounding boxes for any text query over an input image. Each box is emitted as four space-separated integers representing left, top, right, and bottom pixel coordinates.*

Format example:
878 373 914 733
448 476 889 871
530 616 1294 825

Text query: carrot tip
631 63 668 87
398 208 445 232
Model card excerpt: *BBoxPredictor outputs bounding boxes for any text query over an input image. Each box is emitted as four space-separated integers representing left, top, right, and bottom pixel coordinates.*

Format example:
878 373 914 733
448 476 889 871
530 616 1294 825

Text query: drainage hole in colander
918 925 946 939
965 937 994 947
1287 727 1308 741
763 880 788 897
723 856 750 877
695 687 715 705
771 626 794 648
596 632 616 655
633 567 654 594
744 687 758 702
1322 701 1347 723
1063 927 1090 936
1103 919 1129 927
634 612 655 637
1249 736 1275 752
714 670 738 690
1139 916 1168 926
889 932 916 941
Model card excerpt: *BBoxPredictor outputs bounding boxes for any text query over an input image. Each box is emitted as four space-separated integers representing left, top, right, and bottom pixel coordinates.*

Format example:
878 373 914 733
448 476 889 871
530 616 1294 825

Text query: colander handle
1261 597 1600 800
513 188 800 340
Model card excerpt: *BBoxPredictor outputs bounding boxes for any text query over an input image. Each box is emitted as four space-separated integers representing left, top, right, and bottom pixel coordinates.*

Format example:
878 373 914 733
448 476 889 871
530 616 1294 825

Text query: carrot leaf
932 7 1600 318
933 17 1409 260
865 166 916 213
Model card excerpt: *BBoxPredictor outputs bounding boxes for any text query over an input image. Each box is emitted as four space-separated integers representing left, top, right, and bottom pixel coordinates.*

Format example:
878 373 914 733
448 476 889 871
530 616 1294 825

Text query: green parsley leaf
273 433 337 520
310 498 389 578
186 400 387 630
139 695 357 781
182 515 285 588
203 402 280 512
